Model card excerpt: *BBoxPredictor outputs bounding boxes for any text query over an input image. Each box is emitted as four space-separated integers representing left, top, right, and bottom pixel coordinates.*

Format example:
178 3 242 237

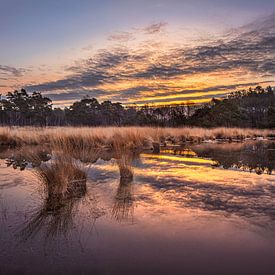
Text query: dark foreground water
0 141 274 274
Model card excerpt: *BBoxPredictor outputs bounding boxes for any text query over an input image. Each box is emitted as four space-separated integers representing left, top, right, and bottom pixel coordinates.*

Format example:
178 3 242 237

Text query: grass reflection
19 154 88 240
112 149 136 223
112 177 134 223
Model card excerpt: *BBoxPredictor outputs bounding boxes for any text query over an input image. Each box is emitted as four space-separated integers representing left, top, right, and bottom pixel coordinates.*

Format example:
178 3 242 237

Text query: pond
0 141 275 274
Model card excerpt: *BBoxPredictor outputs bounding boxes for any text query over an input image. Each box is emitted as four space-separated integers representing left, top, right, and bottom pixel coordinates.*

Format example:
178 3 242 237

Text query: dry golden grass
116 153 134 180
0 126 273 149
19 156 87 240
35 155 87 199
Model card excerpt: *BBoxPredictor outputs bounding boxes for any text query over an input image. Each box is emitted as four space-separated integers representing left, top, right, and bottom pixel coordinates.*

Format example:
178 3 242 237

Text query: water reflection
112 152 135 223
5 146 137 240
162 141 275 174
0 141 275 273
18 154 88 240
136 153 275 230
4 146 51 170
0 193 7 223
111 149 136 223
141 174 275 229
0 141 274 240
112 177 134 223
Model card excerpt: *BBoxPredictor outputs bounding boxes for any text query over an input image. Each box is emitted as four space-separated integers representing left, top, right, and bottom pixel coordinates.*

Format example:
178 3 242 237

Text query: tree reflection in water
192 141 275 174
162 141 275 174
4 146 51 170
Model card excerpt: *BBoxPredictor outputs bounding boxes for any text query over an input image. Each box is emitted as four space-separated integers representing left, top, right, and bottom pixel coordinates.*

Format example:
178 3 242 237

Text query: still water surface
0 141 274 274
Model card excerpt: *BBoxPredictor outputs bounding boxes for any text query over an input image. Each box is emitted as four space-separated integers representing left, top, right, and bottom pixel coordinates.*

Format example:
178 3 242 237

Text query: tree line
0 86 274 128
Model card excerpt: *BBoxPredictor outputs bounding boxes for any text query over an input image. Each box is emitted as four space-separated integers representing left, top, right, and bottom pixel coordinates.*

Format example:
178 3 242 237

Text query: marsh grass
0 127 273 150
116 153 134 181
18 154 88 240
110 139 136 222
35 155 87 202
113 140 135 180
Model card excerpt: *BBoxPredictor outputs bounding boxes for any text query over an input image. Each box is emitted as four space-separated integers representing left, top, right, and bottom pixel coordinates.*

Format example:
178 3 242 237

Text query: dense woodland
0 86 274 128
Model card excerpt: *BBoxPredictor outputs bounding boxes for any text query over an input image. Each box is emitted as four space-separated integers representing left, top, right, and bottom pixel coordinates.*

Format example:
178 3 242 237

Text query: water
0 141 274 274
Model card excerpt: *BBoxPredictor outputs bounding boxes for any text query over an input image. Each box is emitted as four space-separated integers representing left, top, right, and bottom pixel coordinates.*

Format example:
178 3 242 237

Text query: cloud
106 21 168 43
142 21 168 34
0 65 26 77
107 31 134 42
25 14 275 104
237 11 275 34
27 47 148 92
134 168 275 228
133 16 275 79
120 81 273 104
44 89 108 101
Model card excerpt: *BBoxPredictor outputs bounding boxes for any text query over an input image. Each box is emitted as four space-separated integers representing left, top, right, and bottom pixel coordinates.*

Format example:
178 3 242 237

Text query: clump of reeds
35 155 87 207
112 135 136 180
18 154 88 241
117 154 134 181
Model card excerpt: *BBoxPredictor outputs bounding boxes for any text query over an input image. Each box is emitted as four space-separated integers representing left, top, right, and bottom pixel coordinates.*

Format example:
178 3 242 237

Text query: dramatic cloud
28 47 149 92
25 15 275 105
135 16 275 79
119 81 273 104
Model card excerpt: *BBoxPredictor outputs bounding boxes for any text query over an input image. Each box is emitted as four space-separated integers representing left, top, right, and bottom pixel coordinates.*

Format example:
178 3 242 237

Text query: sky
0 0 275 106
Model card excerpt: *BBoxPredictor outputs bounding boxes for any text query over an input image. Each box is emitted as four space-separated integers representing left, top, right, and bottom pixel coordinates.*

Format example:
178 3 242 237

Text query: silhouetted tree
0 89 52 125
0 86 273 128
